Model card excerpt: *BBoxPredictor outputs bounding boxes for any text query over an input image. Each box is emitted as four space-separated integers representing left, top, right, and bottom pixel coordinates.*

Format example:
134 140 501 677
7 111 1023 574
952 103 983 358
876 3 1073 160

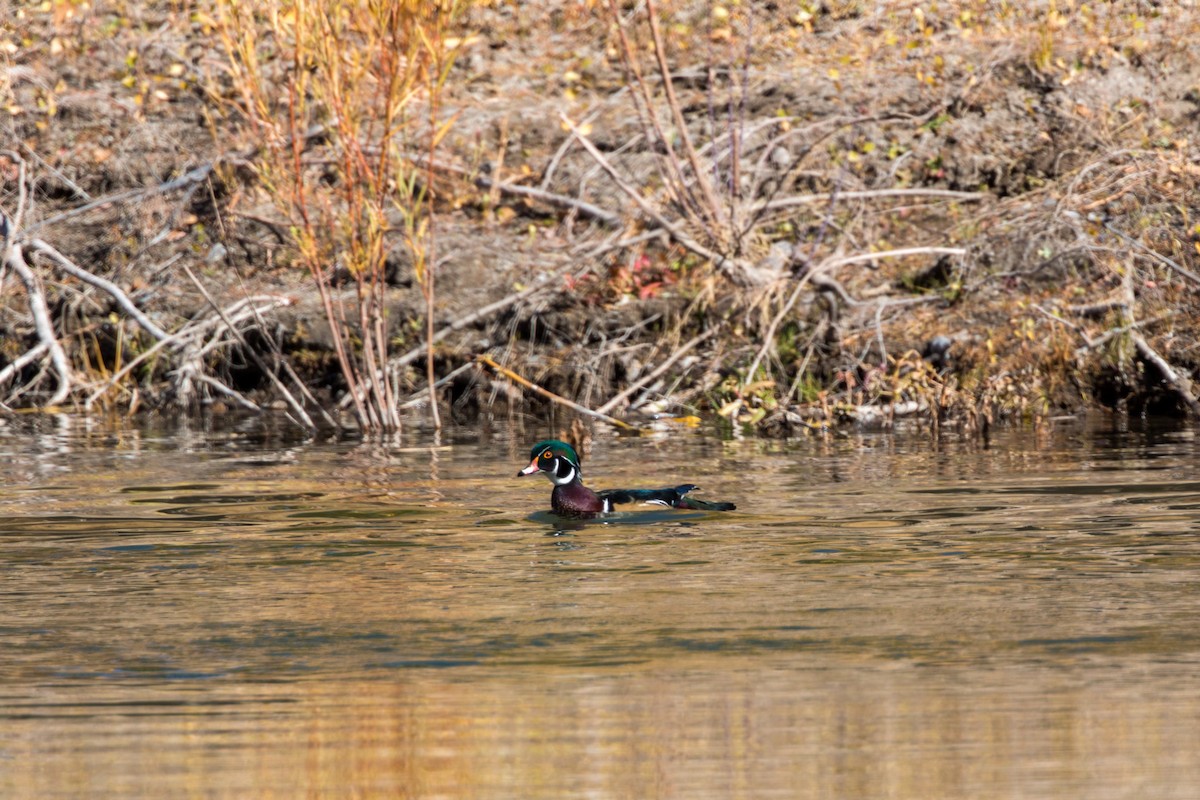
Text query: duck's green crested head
517 439 582 485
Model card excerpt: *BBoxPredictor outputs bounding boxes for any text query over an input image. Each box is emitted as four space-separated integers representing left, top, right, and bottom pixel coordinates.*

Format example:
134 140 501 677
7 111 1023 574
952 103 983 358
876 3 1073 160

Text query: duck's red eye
541 452 552 460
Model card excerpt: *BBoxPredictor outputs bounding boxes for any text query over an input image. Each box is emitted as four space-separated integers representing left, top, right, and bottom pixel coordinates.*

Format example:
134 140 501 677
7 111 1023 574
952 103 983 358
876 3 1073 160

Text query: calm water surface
1 415 1199 798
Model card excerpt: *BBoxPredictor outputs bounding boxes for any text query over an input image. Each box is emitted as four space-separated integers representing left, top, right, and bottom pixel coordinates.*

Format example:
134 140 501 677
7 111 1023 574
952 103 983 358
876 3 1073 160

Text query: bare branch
756 189 986 214
2 240 72 405
0 343 48 390
560 113 761 286
597 328 716 415
474 172 622 227
1131 333 1200 416
477 355 637 431
27 238 170 341
180 264 315 429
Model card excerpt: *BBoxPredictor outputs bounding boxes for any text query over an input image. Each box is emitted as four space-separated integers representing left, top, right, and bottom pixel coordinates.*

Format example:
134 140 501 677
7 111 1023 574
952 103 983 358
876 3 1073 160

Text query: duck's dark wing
598 484 736 512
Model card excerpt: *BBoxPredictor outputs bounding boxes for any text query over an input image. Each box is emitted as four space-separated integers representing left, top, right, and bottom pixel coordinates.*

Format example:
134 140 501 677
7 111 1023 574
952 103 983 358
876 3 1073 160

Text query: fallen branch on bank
559 113 757 286
0 147 325 421
180 264 318 429
1 155 74 406
1130 333 1200 417
743 246 966 387
473 172 622 228
476 354 637 431
27 238 170 342
2 236 73 405
596 328 716 415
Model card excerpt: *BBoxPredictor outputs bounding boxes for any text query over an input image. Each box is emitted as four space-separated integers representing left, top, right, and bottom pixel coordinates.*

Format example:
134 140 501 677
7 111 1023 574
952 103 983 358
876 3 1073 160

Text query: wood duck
517 439 736 517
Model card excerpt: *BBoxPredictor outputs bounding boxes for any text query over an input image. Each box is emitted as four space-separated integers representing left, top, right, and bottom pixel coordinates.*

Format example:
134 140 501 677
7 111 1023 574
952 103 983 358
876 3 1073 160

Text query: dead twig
476 355 637 431
756 188 986 215
27 238 170 341
597 328 716 415
180 264 315 430
398 360 477 410
560 113 756 285
1103 222 1200 285
474 173 622 227
1130 333 1200 416
190 373 261 412
0 157 72 405
2 239 72 406
0 343 48 393
1067 313 1170 359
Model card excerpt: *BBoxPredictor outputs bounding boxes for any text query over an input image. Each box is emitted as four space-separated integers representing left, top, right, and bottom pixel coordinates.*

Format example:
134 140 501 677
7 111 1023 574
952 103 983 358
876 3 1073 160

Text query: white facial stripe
550 465 576 486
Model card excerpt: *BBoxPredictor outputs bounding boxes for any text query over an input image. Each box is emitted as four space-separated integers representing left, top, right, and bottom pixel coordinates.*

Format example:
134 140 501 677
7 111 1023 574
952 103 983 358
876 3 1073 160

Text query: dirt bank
3 2 1199 435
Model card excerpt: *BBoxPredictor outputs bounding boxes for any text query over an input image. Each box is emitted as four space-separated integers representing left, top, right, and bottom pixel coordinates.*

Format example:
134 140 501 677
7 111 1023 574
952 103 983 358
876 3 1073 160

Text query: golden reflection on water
0 416 1198 798
4 668 1198 798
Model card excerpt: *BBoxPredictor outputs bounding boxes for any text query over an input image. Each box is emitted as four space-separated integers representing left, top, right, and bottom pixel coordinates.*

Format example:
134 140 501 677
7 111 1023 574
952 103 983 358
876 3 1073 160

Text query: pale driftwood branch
180 264 315 429
1131 332 1200 416
0 158 66 404
1 233 72 405
398 360 478 410
597 329 716 415
0 343 48 391
560 113 762 286
190 372 260 412
28 238 170 341
477 354 637 431
757 189 986 214
743 247 966 387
